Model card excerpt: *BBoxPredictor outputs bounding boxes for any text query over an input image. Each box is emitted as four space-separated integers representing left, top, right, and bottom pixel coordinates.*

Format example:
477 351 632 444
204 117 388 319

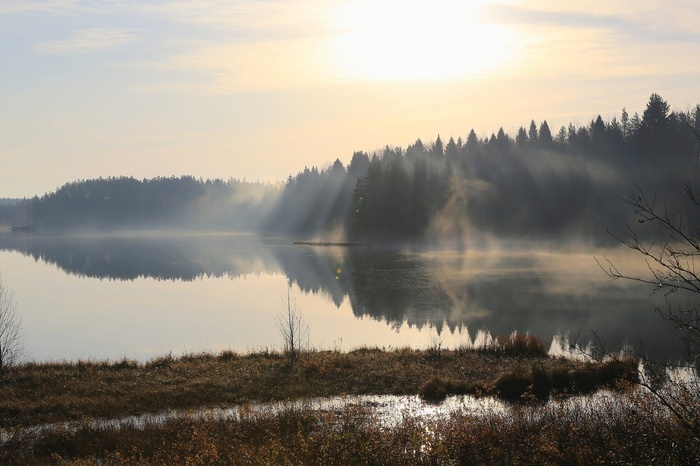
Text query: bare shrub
598 182 700 444
275 284 308 367
0 272 23 377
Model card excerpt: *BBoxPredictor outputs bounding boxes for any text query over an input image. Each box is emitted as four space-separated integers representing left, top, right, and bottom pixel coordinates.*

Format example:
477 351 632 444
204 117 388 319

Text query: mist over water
0 232 688 363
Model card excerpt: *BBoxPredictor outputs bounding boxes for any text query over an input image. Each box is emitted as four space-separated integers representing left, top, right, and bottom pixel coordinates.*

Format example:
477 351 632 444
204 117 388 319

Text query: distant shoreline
293 240 364 247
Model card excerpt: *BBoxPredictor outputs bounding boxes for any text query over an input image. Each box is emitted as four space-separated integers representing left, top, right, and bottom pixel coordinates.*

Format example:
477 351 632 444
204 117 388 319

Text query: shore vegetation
3 336 695 464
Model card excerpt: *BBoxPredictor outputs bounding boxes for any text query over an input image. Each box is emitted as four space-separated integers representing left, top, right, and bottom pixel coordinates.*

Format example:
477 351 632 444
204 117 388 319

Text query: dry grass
1 345 613 429
1 345 673 464
494 332 549 358
2 382 698 465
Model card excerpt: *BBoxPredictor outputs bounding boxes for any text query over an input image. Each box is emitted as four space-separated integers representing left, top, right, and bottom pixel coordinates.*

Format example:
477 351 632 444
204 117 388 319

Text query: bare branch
596 130 700 446
275 284 308 367
0 272 24 376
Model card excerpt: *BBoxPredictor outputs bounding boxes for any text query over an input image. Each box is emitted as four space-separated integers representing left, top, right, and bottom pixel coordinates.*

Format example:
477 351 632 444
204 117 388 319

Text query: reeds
495 332 549 358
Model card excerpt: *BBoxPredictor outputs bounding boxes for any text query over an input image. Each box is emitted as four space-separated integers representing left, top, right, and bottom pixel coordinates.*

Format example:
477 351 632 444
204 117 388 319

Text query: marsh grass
3 385 698 465
1 345 629 428
494 332 549 358
0 346 673 464
417 355 638 403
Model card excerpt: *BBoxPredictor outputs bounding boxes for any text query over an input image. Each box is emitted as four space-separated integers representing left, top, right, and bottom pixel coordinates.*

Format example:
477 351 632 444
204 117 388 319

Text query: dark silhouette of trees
16 93 700 245
28 176 277 231
0 199 30 228
636 92 672 160
528 120 538 145
495 128 510 152
538 120 553 148
347 142 453 240
516 126 528 147
264 156 365 236
465 130 479 154
432 135 444 157
345 93 700 242
621 108 631 140
348 151 371 178
445 136 459 164
590 115 607 147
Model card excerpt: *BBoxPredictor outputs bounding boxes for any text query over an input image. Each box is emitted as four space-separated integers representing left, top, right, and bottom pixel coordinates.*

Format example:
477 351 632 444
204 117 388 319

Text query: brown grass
0 347 614 429
495 332 549 358
2 382 697 465
0 347 666 464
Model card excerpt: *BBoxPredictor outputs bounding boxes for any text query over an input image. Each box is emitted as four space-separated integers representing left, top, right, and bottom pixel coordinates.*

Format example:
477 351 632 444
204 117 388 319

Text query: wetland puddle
3 391 631 444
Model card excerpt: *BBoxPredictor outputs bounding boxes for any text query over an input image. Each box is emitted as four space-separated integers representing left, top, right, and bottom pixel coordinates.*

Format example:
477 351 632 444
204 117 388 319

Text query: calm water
0 231 687 362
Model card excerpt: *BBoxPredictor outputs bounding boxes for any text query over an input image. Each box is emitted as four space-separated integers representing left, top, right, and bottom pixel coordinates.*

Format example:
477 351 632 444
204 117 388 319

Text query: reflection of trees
0 234 281 281
278 245 686 360
342 248 451 329
278 245 457 330
0 234 689 361
274 245 348 308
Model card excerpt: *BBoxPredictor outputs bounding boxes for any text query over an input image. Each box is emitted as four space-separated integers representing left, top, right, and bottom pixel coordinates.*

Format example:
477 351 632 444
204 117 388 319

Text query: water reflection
0 232 692 361
0 233 281 281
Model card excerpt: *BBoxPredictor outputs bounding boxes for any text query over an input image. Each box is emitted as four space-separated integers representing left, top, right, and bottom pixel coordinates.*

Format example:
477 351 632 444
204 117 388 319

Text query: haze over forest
2 93 699 246
3 2 700 199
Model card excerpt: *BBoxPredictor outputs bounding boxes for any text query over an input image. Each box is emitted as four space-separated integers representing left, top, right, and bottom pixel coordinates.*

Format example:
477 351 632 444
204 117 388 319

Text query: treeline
0 199 29 227
278 93 700 242
25 176 279 231
10 93 700 243
262 154 369 234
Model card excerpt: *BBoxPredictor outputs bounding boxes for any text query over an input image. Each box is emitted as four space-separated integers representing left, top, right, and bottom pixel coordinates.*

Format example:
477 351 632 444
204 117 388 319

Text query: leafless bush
0 272 24 377
275 284 308 367
598 183 700 444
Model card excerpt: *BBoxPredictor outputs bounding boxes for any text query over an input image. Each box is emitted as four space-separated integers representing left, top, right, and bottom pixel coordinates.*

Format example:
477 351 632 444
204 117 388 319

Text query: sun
328 0 518 82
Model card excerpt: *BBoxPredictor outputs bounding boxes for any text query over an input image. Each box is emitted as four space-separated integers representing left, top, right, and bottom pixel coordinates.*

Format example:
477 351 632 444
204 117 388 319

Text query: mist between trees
2 93 699 246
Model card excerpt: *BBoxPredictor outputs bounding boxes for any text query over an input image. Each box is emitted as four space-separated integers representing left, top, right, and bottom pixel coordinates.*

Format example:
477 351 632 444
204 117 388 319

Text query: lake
0 231 687 362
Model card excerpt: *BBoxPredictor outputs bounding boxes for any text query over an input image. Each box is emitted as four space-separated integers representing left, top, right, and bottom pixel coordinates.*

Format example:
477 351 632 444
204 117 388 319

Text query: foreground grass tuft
495 332 549 358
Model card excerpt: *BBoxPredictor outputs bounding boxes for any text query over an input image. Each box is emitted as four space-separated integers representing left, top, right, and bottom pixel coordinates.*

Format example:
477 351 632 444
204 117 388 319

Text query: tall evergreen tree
637 93 672 160
621 108 630 140
465 130 479 154
539 120 553 147
528 120 538 145
516 127 528 147
432 135 444 157
445 136 459 163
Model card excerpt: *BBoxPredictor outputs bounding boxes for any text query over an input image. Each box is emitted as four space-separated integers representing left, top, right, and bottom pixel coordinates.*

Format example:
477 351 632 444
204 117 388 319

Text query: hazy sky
2 0 699 198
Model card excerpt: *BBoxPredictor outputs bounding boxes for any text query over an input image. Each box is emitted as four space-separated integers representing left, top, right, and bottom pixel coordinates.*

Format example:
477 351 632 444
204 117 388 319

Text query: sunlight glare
329 0 519 82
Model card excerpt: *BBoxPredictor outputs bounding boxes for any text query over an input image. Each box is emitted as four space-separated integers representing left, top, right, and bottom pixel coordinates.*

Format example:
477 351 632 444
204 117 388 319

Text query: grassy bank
3 339 693 464
1 337 633 429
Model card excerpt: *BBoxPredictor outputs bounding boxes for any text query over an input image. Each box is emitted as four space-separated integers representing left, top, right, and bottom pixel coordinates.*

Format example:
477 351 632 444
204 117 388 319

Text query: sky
1 0 699 198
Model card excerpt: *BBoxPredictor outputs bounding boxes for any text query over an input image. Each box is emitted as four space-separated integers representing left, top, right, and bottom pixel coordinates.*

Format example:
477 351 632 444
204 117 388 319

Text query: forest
3 93 699 245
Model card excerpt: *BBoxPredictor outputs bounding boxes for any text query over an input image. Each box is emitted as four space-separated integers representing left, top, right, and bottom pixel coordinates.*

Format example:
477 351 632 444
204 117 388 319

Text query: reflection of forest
0 233 690 361
0 233 282 281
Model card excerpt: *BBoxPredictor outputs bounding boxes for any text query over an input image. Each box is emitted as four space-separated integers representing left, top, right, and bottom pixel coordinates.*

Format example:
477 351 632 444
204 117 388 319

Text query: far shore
293 240 365 246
